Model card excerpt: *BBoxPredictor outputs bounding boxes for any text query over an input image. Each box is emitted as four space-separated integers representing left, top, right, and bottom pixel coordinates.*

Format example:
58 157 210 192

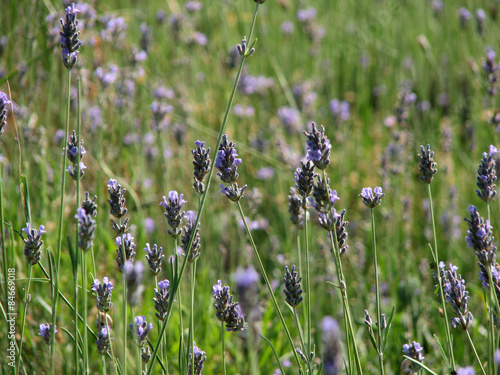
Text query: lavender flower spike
418 144 438 184
153 279 170 320
283 265 303 307
476 146 497 203
0 91 11 136
96 326 111 354
401 341 425 374
188 342 207 375
130 315 153 347
59 3 82 69
191 140 211 194
107 179 128 219
22 223 46 266
144 243 164 275
436 262 473 330
321 317 341 375
91 277 114 312
359 186 384 208
304 123 331 170
181 210 201 262
215 134 242 184
39 323 57 345
160 190 187 238
75 207 96 251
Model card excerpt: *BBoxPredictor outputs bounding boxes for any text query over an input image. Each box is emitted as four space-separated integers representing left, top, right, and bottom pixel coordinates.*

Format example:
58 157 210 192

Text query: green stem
304 207 312 360
260 334 286 375
82 252 89 374
370 208 385 375
145 5 262 374
465 329 486 375
321 169 362 375
236 200 303 368
16 265 32 375
102 355 107 375
221 320 226 375
293 306 309 374
121 232 127 375
175 239 185 374
427 184 455 371
190 262 197 375
51 67 72 374
0 160 8 345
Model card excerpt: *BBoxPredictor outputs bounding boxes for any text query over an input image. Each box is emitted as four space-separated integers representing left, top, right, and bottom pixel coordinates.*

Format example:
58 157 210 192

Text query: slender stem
51 67 72 373
293 306 309 374
0 161 8 349
260 334 286 375
102 355 107 375
370 208 385 375
465 329 486 375
221 320 226 375
121 232 127 375
236 200 303 368
189 261 197 375
145 5 262 373
16 265 32 375
427 184 455 370
321 169 362 374
74 225 79 374
82 252 89 374
304 208 312 360
175 239 185 374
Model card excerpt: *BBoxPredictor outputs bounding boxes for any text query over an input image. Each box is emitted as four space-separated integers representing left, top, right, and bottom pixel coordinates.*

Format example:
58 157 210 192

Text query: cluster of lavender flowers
434 262 473 330
188 342 207 375
212 280 245 332
0 90 10 136
59 3 82 69
130 315 153 363
483 50 499 97
91 277 113 354
39 323 57 346
22 223 46 266
65 131 86 180
401 341 424 374
216 135 247 202
475 145 497 202
75 193 97 252
283 265 303 307
465 205 500 316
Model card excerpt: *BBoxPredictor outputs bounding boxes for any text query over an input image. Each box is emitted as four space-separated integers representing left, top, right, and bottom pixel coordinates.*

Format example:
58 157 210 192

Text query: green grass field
1 0 500 374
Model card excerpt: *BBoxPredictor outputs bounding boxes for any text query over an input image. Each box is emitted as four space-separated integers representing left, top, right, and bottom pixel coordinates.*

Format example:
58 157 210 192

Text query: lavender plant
359 186 387 374
0 91 11 136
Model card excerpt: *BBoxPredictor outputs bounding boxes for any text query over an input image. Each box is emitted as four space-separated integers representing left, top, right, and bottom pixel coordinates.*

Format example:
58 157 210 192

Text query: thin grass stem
16 265 32 375
427 184 455 371
51 67 72 374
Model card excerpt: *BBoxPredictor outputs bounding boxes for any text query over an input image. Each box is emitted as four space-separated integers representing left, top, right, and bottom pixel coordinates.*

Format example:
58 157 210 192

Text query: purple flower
321 317 341 375
297 7 316 23
359 186 384 208
188 342 207 375
92 277 114 312
476 147 497 202
39 323 57 345
154 279 170 320
181 210 201 262
59 3 82 69
74 206 96 251
184 1 202 12
160 191 187 238
130 315 153 346
22 223 46 265
304 123 331 170
277 106 301 132
280 21 294 35
0 90 10 136
96 326 111 354
144 243 164 275
329 99 350 122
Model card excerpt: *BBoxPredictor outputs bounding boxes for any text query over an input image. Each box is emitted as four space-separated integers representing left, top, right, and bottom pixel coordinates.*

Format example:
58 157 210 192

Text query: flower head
476 146 497 202
92 277 114 312
144 243 164 275
59 3 82 69
130 315 153 347
216 134 242 184
0 90 11 136
160 190 187 238
191 140 211 194
304 123 331 170
359 186 384 208
418 144 437 184
22 223 46 265
283 265 303 307
153 279 170 320
39 323 57 345
401 341 424 373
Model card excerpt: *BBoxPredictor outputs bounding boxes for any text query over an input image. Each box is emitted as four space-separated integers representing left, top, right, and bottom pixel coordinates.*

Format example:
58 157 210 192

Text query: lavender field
1 0 499 374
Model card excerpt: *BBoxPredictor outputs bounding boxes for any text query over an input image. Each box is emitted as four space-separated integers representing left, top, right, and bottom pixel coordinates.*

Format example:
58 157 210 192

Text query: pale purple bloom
92 277 114 312
22 223 46 265
359 186 384 208
39 323 57 345
256 167 275 180
329 99 350 121
280 21 294 34
130 315 153 346
277 106 301 132
184 1 202 12
297 7 316 22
